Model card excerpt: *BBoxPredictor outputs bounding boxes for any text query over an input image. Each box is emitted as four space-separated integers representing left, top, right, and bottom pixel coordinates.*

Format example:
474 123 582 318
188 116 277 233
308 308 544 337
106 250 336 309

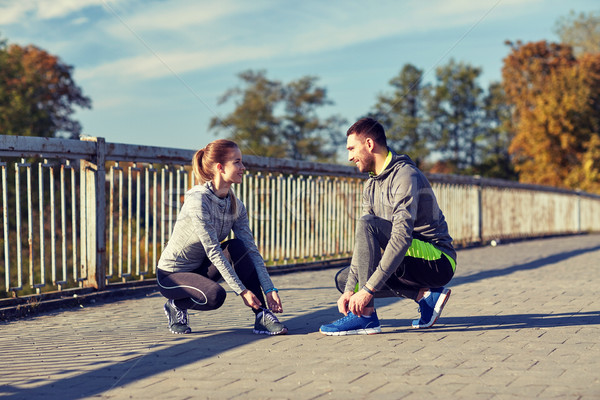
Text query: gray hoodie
349 151 456 292
157 182 274 295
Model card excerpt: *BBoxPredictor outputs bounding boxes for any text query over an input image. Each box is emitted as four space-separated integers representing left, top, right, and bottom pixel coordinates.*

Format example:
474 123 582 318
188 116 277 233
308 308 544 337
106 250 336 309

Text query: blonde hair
192 139 240 216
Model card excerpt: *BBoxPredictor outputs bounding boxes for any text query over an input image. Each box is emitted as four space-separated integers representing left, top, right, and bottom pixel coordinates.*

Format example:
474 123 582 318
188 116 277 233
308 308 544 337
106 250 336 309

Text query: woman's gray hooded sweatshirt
345 150 456 293
157 182 274 295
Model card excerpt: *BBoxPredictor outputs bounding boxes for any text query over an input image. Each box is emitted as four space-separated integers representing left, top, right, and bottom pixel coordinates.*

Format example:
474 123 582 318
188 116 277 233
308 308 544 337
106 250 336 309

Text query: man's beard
359 153 375 173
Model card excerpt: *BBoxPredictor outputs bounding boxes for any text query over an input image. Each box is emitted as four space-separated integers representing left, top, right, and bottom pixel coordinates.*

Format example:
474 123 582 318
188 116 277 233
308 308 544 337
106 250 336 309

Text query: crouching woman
156 139 287 335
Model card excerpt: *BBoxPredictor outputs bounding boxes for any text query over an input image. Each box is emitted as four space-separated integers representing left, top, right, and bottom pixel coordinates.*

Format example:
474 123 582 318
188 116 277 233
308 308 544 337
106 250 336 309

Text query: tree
210 70 345 162
554 10 600 56
370 60 516 179
477 82 517 180
370 64 431 166
0 39 91 138
502 40 600 193
209 70 285 158
425 59 486 173
281 76 346 161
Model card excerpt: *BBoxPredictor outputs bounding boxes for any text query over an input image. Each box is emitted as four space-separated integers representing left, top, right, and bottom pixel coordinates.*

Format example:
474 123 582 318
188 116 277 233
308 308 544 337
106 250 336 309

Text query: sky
1 0 599 155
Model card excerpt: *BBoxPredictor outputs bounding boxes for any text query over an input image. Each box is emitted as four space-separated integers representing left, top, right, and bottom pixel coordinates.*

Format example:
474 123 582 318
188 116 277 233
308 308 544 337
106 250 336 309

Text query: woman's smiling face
220 147 245 184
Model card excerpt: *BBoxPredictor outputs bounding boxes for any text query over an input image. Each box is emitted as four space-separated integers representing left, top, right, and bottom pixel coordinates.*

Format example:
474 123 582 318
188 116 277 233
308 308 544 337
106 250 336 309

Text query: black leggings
335 255 454 302
157 239 266 311
335 215 455 302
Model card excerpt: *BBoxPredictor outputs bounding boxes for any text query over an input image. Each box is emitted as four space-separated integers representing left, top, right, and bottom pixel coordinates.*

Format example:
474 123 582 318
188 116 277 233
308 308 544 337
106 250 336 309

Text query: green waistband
354 239 456 293
406 238 456 272
442 251 457 272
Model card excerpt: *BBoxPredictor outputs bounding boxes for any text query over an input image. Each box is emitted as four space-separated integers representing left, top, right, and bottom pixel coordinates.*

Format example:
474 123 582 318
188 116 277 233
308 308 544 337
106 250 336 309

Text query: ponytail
192 140 241 216
192 148 212 184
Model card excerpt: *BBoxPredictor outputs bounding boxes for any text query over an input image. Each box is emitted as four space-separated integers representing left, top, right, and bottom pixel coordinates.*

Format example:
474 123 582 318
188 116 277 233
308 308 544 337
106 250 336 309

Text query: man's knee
335 266 350 293
357 214 386 232
358 214 375 226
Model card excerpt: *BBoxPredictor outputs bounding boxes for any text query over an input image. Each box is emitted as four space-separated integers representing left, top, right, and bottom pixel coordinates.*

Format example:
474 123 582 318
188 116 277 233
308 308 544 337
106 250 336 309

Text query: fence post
474 178 483 244
576 190 581 234
80 137 106 289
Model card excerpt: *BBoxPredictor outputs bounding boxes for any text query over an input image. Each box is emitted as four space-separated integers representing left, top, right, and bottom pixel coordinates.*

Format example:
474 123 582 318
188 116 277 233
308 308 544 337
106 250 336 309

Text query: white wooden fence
1 135 599 296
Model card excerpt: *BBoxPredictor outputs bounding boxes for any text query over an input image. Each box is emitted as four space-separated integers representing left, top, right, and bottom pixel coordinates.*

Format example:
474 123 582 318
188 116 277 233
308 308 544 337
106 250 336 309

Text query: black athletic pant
157 238 266 311
336 215 454 303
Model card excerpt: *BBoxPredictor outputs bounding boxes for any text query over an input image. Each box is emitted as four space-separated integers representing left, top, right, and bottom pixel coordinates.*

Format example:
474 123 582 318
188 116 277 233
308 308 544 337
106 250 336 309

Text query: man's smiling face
347 133 375 173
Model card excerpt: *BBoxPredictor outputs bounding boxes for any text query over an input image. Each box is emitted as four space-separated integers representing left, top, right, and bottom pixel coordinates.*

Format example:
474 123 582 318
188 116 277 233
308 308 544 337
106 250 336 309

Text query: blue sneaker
319 311 382 335
412 287 451 329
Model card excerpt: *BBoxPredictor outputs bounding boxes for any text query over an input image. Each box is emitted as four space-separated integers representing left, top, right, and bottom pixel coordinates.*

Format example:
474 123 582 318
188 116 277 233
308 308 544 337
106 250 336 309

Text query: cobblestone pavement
1 234 599 400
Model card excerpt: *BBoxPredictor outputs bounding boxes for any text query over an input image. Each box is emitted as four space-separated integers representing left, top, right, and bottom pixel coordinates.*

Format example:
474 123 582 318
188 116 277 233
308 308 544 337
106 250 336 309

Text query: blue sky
1 0 598 154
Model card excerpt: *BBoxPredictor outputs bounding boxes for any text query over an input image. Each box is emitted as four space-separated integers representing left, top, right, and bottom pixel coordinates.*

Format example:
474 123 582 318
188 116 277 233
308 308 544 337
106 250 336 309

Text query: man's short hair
347 117 387 148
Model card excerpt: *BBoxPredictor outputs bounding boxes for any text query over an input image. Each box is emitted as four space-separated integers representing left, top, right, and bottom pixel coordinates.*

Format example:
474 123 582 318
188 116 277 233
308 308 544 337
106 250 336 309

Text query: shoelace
336 313 356 324
261 310 279 324
176 309 188 325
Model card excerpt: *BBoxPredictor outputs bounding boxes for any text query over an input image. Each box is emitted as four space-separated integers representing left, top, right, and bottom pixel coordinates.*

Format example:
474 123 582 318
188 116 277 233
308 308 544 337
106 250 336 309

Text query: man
319 117 456 335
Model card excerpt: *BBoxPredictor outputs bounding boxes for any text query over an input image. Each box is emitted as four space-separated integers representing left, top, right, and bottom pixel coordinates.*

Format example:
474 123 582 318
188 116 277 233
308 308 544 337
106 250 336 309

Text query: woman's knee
195 285 227 310
207 286 227 309
223 238 248 261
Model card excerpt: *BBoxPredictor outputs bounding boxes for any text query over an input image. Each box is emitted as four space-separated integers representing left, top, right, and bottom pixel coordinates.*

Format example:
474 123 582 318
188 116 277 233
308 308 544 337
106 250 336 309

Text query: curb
0 282 159 322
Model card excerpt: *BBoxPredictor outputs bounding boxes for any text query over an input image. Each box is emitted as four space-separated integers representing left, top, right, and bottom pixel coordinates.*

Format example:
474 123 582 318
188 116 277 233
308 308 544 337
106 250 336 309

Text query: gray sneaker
164 300 191 334
253 308 288 335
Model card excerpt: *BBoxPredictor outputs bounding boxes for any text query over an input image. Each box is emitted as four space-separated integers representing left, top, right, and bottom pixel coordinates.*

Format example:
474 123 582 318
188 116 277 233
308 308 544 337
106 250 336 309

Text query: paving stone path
1 234 599 399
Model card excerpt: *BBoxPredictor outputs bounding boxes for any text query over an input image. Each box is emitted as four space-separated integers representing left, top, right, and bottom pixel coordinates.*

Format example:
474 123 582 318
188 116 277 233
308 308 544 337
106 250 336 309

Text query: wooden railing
1 135 599 296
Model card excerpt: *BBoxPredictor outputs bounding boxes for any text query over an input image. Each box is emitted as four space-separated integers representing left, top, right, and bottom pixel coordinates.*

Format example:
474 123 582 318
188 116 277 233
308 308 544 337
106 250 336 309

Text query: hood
186 182 210 196
371 150 416 180
185 182 223 201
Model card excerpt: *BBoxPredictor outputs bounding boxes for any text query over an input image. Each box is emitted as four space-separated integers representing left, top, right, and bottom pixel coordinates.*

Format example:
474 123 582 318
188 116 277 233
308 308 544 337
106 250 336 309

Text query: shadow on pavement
4 242 600 399
1 306 342 400
382 311 600 333
451 244 600 287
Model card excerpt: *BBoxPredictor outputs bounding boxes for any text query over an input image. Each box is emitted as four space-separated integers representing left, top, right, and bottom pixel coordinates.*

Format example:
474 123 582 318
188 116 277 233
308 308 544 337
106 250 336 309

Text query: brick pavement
0 234 599 399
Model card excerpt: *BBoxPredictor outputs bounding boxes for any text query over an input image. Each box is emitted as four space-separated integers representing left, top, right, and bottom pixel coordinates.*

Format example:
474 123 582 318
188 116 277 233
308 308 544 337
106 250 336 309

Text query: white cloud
71 16 89 25
78 45 275 81
35 0 105 19
289 0 543 54
0 1 29 24
69 0 548 84
117 0 272 32
0 0 94 23
0 0 146 25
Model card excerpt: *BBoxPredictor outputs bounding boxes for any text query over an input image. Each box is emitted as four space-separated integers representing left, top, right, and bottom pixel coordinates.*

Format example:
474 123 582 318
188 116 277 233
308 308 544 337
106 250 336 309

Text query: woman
156 139 287 335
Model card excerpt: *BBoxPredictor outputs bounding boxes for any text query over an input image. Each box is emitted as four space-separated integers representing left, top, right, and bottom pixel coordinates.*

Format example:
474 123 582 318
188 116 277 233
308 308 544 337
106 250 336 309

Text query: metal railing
1 135 600 297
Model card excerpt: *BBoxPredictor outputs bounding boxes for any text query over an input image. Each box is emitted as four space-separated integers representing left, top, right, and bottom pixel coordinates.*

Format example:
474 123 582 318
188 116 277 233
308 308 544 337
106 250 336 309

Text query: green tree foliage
502 40 600 193
210 70 285 158
370 64 431 166
425 59 486 173
281 76 346 161
554 10 600 56
0 38 91 138
478 82 517 180
371 61 516 179
210 70 346 162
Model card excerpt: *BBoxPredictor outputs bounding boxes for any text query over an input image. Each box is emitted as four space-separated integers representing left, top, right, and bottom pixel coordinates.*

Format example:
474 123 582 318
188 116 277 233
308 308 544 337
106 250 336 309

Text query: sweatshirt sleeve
343 182 372 293
232 201 275 292
189 195 247 294
365 170 418 291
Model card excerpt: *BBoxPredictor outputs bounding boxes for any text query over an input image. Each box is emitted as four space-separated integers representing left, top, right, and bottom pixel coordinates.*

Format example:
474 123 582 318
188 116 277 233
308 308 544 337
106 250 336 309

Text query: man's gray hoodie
346 151 456 292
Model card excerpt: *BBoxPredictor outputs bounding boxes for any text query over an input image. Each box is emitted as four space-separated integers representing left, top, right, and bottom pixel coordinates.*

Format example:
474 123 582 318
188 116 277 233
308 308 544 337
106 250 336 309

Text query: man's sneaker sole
319 326 382 336
253 327 288 335
412 288 451 329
